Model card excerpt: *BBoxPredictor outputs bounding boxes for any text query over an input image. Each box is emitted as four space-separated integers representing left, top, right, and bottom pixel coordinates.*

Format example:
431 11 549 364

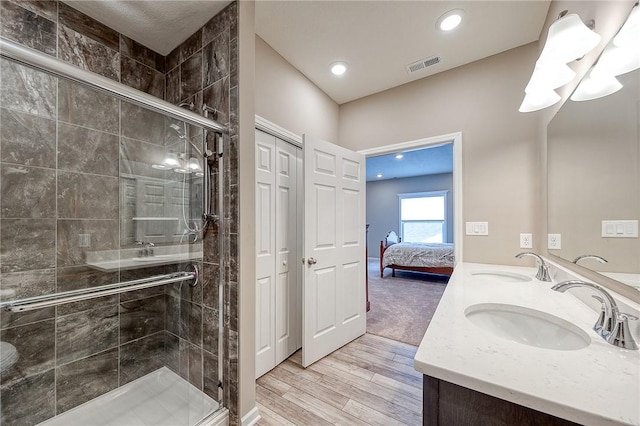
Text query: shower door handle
307 257 317 265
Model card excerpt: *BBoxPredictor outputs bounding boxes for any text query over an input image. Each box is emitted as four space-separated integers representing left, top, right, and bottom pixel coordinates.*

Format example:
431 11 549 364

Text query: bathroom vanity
414 262 640 426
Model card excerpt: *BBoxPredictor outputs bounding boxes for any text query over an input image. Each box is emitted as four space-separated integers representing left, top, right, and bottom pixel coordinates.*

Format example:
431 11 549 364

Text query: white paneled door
302 134 366 367
255 130 302 378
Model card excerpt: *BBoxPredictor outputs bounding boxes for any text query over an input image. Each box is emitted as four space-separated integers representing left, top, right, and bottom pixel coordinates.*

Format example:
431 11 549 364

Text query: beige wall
339 43 541 265
255 35 340 142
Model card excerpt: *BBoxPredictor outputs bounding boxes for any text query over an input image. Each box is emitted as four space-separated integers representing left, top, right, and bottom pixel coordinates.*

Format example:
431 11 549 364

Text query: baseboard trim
241 406 261 426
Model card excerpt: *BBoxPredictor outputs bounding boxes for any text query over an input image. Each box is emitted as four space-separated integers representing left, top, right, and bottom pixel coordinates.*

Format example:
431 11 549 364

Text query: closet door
255 130 277 377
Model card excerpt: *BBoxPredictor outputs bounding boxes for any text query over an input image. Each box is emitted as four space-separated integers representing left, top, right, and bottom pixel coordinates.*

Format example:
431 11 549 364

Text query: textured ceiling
62 0 231 55
366 144 453 182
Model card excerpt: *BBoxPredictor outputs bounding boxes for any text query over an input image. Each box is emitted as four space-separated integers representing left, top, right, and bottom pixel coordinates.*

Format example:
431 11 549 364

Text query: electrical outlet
78 233 91 248
519 233 532 249
548 233 561 250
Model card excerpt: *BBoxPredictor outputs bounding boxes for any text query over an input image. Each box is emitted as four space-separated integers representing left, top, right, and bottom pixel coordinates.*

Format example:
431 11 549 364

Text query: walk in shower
0 38 227 425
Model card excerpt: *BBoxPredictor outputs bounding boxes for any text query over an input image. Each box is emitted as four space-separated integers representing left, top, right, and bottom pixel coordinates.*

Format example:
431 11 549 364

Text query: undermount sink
470 271 532 283
465 303 591 351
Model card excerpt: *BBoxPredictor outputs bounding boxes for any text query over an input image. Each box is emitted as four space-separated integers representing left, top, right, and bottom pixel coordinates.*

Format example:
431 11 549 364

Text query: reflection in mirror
547 67 639 291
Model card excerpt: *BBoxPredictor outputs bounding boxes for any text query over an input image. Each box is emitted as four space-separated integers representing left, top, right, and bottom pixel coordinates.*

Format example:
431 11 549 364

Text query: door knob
307 257 317 265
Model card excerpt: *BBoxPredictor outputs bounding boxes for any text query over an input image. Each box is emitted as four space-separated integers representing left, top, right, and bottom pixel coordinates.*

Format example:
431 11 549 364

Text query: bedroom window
398 191 447 243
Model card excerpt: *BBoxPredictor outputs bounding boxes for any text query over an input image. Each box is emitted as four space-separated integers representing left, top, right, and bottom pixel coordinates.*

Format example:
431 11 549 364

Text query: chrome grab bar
0 264 199 313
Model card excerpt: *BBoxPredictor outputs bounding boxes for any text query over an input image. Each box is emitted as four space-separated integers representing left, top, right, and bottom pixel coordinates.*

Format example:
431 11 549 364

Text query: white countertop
414 262 640 426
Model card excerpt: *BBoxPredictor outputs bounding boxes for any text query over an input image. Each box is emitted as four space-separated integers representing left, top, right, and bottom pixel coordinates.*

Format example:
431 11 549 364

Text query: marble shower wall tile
58 1 119 50
202 349 218 400
0 108 56 168
58 123 119 176
189 343 203 390
55 348 119 414
0 268 55 303
56 219 118 267
180 51 202 101
0 218 56 273
57 171 119 219
180 30 202 63
0 319 55 386
5 0 58 21
1 164 56 219
166 45 181 72
58 24 120 81
202 76 229 124
0 59 56 119
166 66 180 105
202 261 220 309
121 102 166 144
120 35 166 73
56 266 119 316
203 31 229 87
0 305 55 331
202 306 219 354
56 305 119 365
119 295 165 344
119 332 166 385
58 80 119 134
0 1 56 56
0 370 55 425
121 56 165 99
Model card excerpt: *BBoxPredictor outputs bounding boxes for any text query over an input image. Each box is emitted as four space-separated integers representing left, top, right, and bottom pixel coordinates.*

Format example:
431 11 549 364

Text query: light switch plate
601 220 638 238
466 222 488 236
548 234 561 250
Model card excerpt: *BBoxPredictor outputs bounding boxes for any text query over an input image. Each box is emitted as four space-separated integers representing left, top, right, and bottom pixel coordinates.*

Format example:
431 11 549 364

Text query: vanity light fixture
153 152 181 170
570 70 622 102
519 11 601 113
436 9 464 32
395 154 404 159
376 173 383 178
613 3 639 47
330 62 348 76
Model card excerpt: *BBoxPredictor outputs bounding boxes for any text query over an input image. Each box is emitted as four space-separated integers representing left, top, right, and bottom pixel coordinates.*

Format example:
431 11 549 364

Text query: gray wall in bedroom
366 173 454 257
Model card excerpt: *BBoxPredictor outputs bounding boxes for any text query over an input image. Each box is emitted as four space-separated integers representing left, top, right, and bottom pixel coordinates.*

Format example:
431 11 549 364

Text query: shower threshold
39 367 220 426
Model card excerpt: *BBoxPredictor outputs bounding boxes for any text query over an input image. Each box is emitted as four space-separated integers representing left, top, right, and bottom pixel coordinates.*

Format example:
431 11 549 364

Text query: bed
379 231 454 278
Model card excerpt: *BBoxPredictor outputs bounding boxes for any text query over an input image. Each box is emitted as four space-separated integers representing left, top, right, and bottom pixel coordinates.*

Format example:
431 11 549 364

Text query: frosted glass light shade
519 88 561 112
525 61 576 92
540 13 601 63
614 5 639 47
592 43 640 77
188 157 203 172
571 72 622 101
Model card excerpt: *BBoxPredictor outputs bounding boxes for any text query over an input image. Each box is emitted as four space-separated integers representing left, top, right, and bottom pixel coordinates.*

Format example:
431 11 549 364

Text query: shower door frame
0 37 229 420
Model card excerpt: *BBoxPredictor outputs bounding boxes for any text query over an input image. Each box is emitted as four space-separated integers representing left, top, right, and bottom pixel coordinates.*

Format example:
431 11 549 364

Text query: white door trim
255 115 302 147
358 132 463 264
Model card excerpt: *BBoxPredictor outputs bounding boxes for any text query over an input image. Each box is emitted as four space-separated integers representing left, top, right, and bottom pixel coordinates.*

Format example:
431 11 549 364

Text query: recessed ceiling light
395 154 404 159
437 9 465 32
376 173 383 178
330 62 348 76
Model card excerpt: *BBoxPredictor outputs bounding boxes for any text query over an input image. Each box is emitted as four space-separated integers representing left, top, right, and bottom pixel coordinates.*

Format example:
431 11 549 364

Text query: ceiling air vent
405 56 441 74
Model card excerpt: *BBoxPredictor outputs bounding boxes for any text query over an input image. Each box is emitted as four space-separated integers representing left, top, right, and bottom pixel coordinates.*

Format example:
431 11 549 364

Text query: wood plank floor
256 333 422 426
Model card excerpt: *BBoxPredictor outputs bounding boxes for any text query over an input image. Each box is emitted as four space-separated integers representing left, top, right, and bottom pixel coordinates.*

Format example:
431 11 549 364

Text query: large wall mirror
547 64 639 292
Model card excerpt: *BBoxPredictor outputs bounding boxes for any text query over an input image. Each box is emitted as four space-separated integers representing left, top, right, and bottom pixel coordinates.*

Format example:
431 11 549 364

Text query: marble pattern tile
56 219 118 267
165 331 180 373
120 102 166 144
229 84 238 136
203 32 229 88
189 343 203 390
166 262 203 304
202 6 229 47
178 337 190 380
230 36 238 88
202 349 219 400
202 306 219 354
58 122 119 176
55 348 119 413
0 108 56 168
56 305 119 365
0 370 55 425
180 30 202 62
6 0 57 21
166 45 180 72
58 1 119 50
121 56 165 99
1 164 56 218
120 35 165 73
0 1 56 56
58 24 120 81
0 268 55 302
0 319 55 386
202 76 229 124
202 261 220 309
166 66 180 105
0 59 56 119
0 306 55 330
119 332 166 385
180 51 202 101
58 80 119 134
57 171 118 219
119 295 165 344
56 266 119 316
119 137 168 180
0 218 56 272
180 299 203 346
120 264 177 302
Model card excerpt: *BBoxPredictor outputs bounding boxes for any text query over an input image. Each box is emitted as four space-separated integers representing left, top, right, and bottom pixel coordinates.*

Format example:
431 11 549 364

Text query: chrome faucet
135 241 155 257
572 254 608 265
552 280 638 350
515 252 551 282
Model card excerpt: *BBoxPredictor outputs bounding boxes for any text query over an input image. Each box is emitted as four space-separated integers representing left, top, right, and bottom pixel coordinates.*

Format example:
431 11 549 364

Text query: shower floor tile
40 367 219 426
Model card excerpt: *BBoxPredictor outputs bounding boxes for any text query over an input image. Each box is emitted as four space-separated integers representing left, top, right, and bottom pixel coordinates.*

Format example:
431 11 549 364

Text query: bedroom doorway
359 132 463 347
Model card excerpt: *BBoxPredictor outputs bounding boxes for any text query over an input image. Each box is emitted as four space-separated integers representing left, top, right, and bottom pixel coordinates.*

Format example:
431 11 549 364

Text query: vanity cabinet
422 376 580 426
